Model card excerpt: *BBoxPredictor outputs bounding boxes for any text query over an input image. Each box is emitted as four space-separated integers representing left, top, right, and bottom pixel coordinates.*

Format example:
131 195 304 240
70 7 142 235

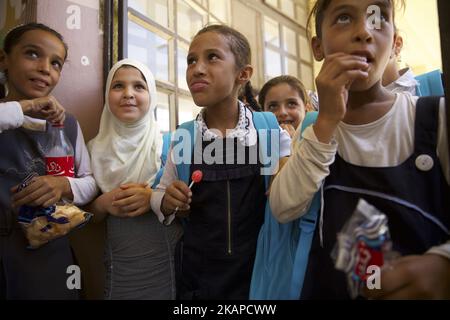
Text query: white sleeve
279 127 292 157
437 98 449 185
426 240 450 260
269 125 337 223
0 101 24 133
150 146 178 225
67 123 99 206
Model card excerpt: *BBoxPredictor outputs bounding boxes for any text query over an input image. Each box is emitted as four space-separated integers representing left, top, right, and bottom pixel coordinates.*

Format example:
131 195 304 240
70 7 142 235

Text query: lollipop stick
173 170 202 214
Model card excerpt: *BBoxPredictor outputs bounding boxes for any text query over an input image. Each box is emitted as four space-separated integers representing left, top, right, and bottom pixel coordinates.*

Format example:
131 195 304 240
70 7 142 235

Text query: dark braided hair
243 82 261 111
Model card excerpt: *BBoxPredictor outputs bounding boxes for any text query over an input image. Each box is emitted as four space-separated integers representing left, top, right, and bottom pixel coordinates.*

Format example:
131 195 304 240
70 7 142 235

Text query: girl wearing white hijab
88 59 182 300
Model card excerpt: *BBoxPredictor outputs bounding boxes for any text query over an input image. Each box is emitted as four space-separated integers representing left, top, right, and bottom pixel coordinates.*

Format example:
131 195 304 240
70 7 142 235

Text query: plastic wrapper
16 172 93 249
332 199 397 299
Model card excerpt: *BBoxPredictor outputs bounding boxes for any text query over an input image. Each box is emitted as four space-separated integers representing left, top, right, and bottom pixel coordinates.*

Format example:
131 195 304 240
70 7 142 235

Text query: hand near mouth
313 52 369 143
19 95 66 125
280 123 296 138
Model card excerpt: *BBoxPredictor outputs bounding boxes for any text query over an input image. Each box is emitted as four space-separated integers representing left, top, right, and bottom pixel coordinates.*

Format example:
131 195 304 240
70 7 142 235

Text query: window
263 0 306 24
260 1 314 88
127 18 171 83
155 91 171 133
123 0 212 132
280 0 295 19
177 0 206 41
263 18 300 80
209 0 230 23
129 0 169 29
120 0 314 131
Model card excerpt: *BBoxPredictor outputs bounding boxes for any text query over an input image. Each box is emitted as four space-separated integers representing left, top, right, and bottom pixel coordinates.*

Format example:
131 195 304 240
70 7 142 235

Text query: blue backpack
415 69 444 97
249 111 320 300
152 132 172 188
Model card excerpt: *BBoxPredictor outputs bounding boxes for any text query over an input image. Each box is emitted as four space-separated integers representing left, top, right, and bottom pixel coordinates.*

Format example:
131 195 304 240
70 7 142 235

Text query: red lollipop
173 170 203 214
189 170 203 188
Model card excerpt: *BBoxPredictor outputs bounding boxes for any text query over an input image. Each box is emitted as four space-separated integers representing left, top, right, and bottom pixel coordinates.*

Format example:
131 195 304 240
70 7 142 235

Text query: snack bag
16 172 93 249
332 199 396 299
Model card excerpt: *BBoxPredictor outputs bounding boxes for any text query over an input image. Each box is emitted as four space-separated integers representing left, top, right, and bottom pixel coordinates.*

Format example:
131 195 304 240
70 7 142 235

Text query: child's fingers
118 202 141 213
165 193 190 211
24 192 54 208
12 184 47 207
41 194 60 208
323 52 367 67
120 183 147 190
113 188 138 201
169 182 192 202
112 196 137 208
333 69 368 88
321 59 369 83
50 111 65 125
363 259 413 299
125 207 146 218
172 180 191 191
319 55 369 83
112 195 134 207
331 61 369 81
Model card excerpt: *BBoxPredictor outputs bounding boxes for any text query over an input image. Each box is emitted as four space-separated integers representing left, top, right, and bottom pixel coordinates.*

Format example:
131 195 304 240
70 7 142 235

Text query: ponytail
244 82 261 112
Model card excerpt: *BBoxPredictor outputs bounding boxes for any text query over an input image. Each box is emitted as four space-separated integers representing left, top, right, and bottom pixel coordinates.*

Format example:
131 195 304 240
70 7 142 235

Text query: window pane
128 20 170 82
177 42 189 91
280 0 295 19
193 0 207 7
264 16 280 47
299 34 312 62
155 91 171 133
301 63 314 90
283 27 297 55
296 5 308 27
178 96 202 125
129 0 169 28
265 48 282 80
177 0 205 41
209 0 229 23
285 57 298 78
265 0 278 8
209 16 220 25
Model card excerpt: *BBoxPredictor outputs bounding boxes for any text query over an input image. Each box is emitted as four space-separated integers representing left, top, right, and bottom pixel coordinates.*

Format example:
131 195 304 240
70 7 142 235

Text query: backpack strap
152 132 172 188
290 111 320 298
252 111 280 188
415 70 445 97
414 96 441 155
174 120 197 185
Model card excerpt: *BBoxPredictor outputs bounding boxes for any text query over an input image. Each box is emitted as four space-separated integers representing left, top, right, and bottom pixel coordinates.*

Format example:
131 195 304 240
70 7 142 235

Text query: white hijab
89 59 162 193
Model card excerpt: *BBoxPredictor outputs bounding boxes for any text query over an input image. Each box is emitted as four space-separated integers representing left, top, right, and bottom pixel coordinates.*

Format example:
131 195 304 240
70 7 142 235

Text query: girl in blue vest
87 59 182 299
151 25 291 299
0 23 98 299
270 0 450 299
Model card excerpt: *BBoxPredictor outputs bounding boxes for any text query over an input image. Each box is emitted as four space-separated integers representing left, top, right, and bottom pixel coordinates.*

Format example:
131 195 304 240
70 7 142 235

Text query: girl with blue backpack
270 0 449 299
150 25 291 299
